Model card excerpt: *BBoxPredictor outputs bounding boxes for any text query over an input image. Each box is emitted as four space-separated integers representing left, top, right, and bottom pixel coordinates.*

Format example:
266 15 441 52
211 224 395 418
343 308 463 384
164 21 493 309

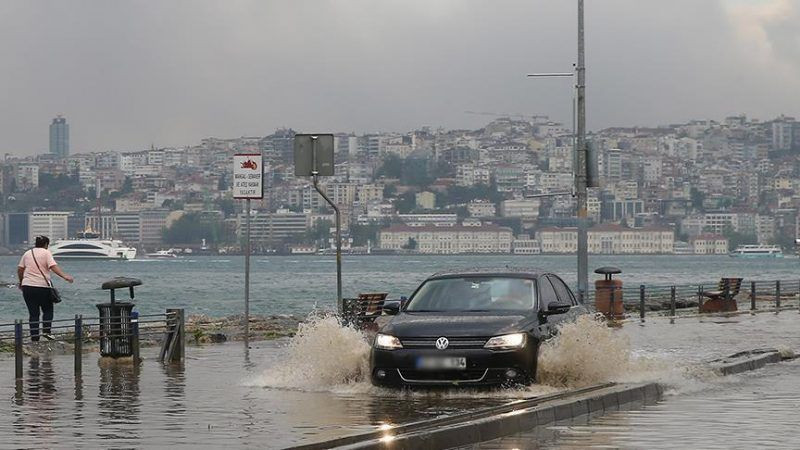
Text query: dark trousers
22 286 54 341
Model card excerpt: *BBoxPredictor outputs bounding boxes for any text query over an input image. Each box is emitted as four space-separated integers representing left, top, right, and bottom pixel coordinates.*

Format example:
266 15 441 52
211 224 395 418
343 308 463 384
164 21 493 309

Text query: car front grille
397 369 489 383
400 337 489 349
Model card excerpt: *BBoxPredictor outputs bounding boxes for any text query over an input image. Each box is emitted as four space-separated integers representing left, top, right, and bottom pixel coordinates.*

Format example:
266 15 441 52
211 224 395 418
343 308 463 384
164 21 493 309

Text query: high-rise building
49 116 69 158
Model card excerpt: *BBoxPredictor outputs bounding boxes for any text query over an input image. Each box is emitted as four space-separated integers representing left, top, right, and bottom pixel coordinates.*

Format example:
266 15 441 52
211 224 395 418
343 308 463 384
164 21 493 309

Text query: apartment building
28 211 71 243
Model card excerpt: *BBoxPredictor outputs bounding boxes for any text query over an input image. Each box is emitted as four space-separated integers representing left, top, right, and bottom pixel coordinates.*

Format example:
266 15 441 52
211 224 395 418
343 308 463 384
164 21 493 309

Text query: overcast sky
1 0 798 154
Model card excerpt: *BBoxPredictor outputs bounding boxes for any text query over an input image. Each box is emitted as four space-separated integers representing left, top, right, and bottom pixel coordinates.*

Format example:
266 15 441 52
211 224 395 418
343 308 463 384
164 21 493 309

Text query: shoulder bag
30 249 62 304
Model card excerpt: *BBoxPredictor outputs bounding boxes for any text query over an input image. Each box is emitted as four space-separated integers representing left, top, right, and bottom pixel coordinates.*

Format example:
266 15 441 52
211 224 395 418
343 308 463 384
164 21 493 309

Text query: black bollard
132 311 140 365
775 280 781 311
14 320 23 380
74 315 82 376
751 281 756 311
639 285 645 322
670 286 677 317
698 285 703 313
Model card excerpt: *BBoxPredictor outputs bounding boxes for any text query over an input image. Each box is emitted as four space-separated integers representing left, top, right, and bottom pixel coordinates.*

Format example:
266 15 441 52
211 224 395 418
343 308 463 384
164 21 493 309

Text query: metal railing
588 279 800 320
340 278 800 327
0 308 185 381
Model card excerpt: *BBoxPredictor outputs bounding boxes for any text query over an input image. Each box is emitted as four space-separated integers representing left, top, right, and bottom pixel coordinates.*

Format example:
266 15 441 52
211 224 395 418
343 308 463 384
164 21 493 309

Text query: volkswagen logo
435 337 449 350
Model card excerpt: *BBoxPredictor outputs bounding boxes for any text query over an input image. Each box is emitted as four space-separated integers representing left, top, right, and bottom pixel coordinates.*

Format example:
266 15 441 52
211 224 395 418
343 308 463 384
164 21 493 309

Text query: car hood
380 312 532 338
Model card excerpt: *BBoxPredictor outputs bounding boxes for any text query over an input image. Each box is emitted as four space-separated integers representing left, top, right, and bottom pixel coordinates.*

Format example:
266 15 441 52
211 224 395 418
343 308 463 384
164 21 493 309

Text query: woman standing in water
17 235 74 341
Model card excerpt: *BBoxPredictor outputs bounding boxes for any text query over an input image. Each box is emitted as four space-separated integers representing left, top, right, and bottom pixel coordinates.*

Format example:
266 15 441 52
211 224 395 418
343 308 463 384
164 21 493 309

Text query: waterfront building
379 223 513 254
690 234 729 254
3 213 29 245
512 237 541 255
537 224 674 254
85 213 142 243
29 211 71 243
236 211 308 244
49 116 69 158
139 209 172 247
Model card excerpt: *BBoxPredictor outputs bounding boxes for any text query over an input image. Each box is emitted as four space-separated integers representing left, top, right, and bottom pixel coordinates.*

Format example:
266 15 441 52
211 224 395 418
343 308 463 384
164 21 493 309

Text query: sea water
1 254 797 322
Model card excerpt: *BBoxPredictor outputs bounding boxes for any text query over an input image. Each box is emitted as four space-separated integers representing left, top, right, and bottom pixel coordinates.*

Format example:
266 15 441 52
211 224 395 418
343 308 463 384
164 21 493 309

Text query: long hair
34 235 50 248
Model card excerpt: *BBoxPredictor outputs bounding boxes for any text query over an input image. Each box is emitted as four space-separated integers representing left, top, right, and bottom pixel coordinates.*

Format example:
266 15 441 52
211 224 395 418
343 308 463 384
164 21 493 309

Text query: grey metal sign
294 134 334 176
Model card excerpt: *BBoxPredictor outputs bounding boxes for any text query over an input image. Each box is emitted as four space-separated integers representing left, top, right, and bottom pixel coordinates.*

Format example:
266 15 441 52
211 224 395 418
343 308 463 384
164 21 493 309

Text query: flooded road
1 311 799 448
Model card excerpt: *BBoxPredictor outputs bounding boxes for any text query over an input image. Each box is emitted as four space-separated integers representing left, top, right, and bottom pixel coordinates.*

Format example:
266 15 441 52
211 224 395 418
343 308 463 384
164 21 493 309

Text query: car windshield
405 277 536 312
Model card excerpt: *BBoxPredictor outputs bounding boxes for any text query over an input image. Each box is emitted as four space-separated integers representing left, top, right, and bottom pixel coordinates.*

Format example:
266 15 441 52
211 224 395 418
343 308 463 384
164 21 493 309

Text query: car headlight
375 333 403 350
484 333 527 350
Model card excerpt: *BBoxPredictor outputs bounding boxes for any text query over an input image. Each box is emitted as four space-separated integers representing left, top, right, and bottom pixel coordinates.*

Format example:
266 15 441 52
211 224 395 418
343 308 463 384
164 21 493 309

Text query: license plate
416 356 467 371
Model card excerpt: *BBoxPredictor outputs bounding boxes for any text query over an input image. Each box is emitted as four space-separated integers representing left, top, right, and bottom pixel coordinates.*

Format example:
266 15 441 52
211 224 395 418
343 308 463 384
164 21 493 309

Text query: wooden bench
349 292 388 331
700 278 742 313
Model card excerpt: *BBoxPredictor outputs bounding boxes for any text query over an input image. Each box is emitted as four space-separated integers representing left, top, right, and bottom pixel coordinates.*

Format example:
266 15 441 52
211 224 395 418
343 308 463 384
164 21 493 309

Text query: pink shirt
18 248 58 288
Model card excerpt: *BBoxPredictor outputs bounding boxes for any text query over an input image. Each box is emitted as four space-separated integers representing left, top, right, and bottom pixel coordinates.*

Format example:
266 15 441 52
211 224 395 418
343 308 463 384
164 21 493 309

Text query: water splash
537 314 640 387
246 314 371 390
248 313 679 395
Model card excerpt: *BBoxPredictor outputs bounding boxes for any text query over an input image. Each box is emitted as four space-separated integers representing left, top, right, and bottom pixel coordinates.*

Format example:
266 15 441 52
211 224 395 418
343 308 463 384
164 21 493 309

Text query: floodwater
476 311 800 450
2 311 799 448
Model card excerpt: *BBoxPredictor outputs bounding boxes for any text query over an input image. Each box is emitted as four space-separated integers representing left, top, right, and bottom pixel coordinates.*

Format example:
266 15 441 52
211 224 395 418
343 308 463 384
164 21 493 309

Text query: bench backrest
357 292 388 314
716 278 743 297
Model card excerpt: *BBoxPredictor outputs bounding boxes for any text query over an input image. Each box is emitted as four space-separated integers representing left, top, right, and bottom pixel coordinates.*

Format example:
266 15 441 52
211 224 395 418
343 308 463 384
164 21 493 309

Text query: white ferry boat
729 245 783 258
50 232 137 260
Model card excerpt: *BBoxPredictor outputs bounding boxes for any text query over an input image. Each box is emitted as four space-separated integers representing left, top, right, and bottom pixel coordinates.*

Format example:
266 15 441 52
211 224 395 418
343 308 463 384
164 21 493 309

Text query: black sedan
370 269 586 387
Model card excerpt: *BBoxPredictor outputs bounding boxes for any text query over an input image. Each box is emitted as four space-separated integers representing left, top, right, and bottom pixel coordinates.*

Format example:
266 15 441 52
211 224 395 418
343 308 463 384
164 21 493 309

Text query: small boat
51 232 137 260
729 245 783 258
146 249 178 259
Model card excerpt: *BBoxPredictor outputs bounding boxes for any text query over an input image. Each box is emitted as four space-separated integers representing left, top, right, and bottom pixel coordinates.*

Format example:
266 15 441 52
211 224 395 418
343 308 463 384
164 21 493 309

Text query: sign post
233 153 264 337
293 134 342 312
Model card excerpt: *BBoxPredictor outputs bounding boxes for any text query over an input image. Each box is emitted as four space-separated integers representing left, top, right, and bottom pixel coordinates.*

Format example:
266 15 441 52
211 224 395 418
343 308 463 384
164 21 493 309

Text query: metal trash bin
97 277 142 357
594 267 623 319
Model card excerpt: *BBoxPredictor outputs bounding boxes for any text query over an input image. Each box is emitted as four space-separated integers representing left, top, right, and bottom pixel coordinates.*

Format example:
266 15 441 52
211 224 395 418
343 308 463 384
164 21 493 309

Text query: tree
215 198 236 217
722 224 757 251
120 177 133 195
383 184 397 198
350 222 382 246
690 187 705 212
163 212 231 245
402 237 418 250
401 158 433 187
306 219 332 242
377 154 403 178
395 191 417 213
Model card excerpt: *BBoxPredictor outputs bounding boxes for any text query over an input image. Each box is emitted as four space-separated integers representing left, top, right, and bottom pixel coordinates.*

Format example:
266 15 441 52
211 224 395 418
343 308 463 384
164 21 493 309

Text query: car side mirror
383 300 401 315
544 301 571 316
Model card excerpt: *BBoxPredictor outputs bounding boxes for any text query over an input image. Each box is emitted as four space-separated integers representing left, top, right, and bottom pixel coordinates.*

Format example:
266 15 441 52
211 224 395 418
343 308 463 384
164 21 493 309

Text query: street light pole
575 0 589 303
526 1 589 303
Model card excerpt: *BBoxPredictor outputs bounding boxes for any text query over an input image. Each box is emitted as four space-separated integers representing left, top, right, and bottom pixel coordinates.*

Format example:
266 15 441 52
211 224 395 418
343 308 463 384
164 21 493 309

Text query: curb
341 383 662 450
289 349 791 450
710 350 783 376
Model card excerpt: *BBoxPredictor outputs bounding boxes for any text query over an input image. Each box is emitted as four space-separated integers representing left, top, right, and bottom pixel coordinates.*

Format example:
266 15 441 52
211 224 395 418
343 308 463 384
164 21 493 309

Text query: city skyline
0 0 798 154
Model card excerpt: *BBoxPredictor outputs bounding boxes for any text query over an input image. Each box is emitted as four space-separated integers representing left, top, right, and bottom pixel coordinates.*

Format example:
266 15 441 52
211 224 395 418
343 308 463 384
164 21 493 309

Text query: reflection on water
0 311 799 448
97 359 142 443
478 360 800 450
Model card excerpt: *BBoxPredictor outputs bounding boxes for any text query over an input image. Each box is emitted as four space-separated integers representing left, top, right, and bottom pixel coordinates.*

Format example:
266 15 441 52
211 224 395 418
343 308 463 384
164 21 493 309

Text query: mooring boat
146 249 178 259
50 232 137 260
729 245 783 258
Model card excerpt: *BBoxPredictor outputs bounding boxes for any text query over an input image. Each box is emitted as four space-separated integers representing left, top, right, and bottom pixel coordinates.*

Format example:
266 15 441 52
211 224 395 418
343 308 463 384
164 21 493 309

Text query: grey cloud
0 0 798 154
